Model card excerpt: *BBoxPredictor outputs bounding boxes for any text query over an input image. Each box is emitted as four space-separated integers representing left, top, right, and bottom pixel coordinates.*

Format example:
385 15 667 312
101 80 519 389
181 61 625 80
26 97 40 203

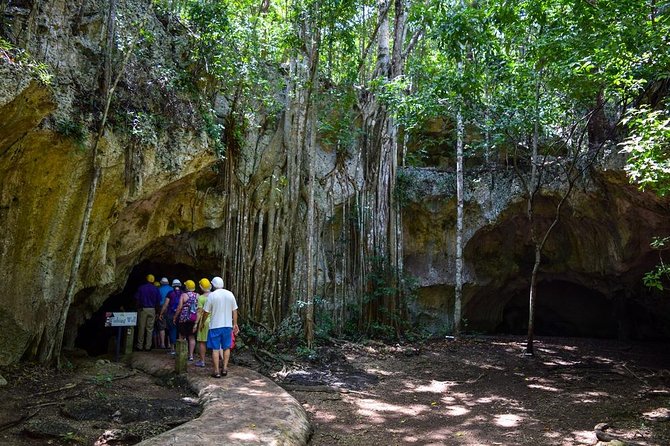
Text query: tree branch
356 2 392 78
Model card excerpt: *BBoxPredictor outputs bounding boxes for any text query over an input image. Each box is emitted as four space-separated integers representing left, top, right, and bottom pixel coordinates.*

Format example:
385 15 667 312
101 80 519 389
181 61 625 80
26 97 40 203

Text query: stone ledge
129 352 312 445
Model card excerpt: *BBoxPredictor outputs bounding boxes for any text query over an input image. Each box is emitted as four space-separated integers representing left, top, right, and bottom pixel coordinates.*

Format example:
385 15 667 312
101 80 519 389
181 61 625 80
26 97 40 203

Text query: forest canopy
151 0 669 164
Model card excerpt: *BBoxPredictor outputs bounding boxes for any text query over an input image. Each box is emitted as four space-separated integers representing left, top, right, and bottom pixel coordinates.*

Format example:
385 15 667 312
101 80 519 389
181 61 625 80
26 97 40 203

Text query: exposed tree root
27 391 85 409
0 409 39 432
594 423 645 446
30 382 77 398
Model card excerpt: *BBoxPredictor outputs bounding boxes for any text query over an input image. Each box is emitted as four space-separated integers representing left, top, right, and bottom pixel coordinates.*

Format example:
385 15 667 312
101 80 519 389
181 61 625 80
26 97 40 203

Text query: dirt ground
276 336 670 446
1 335 669 446
0 352 201 445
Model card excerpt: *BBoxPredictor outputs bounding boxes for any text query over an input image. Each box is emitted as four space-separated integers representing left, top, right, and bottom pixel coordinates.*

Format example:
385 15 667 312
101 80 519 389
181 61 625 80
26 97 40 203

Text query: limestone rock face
0 0 221 364
0 60 219 364
402 165 670 338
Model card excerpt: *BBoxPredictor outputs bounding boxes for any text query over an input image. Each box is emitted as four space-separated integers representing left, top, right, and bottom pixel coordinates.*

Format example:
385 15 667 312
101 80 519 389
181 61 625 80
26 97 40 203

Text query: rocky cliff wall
402 164 670 339
0 0 224 364
0 0 356 364
1 0 668 365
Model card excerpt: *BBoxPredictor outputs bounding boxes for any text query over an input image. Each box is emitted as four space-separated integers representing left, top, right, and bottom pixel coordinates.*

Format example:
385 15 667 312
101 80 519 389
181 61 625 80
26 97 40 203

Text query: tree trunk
587 89 606 151
525 74 541 356
525 245 541 355
304 64 318 348
454 105 464 336
353 0 408 330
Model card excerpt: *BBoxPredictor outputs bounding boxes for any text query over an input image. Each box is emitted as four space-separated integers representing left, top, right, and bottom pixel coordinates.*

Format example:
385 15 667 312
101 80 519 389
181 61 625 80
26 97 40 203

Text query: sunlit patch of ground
284 336 670 446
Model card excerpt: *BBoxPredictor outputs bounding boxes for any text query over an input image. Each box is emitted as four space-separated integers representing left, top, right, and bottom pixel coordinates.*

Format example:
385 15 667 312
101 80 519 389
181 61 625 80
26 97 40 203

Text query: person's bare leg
188 335 196 359
223 348 231 373
212 348 221 375
198 341 206 363
159 330 166 348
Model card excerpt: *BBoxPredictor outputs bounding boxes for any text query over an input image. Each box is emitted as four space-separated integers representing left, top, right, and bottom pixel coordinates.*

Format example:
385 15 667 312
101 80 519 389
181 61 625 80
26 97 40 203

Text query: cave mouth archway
494 280 618 339
75 260 216 356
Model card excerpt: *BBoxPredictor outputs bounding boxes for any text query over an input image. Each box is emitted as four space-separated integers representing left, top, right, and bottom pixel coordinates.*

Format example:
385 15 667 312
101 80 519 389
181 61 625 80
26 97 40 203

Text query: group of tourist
134 273 239 378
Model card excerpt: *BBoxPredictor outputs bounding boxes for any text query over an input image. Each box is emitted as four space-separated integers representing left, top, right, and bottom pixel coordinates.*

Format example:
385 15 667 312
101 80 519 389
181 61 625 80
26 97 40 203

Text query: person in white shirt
202 276 239 377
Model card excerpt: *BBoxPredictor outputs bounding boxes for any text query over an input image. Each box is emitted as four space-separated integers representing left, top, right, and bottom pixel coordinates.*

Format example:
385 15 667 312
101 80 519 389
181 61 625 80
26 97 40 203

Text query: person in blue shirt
153 277 173 349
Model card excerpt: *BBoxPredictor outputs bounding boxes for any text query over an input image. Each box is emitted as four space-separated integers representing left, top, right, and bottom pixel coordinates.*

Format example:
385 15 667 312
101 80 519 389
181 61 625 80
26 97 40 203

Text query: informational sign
105 312 137 327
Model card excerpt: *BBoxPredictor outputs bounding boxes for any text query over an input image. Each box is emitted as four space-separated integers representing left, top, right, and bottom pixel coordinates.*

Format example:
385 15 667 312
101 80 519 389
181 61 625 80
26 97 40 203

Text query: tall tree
405 0 497 335
353 0 413 332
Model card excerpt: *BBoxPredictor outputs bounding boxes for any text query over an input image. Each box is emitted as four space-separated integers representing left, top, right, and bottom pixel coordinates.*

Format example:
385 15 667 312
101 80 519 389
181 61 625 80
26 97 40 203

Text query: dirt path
0 336 668 446
275 336 670 446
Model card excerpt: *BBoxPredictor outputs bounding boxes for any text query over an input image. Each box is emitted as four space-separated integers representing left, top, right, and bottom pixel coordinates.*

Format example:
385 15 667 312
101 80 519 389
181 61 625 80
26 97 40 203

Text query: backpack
188 293 199 322
179 292 198 323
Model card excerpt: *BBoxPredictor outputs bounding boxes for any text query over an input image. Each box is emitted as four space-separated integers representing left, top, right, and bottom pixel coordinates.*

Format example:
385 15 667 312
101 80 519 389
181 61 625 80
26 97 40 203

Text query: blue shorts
207 327 233 350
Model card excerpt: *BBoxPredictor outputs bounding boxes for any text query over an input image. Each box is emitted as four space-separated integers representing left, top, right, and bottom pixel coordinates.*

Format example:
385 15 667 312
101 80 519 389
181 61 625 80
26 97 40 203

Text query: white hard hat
211 277 224 289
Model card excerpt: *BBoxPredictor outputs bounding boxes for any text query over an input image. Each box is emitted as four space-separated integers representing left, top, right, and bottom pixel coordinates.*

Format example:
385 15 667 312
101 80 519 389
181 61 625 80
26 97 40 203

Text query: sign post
105 312 137 362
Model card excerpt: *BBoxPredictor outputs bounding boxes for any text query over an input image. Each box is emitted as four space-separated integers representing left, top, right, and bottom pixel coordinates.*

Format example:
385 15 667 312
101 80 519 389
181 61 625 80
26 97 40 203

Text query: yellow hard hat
184 280 196 291
146 274 155 283
153 281 160 287
199 278 211 291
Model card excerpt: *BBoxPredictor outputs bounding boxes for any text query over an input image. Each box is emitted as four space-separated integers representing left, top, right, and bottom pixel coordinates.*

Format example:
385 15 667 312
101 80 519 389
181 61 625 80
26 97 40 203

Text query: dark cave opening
495 280 619 339
75 260 216 356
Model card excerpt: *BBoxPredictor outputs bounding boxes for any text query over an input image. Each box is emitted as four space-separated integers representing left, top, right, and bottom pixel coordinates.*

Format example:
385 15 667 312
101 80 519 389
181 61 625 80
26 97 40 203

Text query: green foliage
359 256 419 339
201 107 226 155
240 312 304 351
620 106 670 195
400 0 670 166
111 110 163 146
150 0 670 326
620 104 670 291
364 256 400 305
61 431 84 444
0 37 10 51
32 62 54 85
317 86 359 159
128 111 158 146
0 37 54 85
56 118 88 149
276 310 304 342
90 372 113 387
642 236 670 290
393 170 413 207
158 0 296 157
312 296 336 341
295 345 317 360
367 320 397 341
643 263 670 290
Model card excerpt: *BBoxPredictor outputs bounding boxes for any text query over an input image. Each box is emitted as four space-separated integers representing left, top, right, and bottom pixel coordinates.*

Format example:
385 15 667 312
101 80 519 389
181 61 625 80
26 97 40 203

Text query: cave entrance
495 280 618 338
75 260 214 356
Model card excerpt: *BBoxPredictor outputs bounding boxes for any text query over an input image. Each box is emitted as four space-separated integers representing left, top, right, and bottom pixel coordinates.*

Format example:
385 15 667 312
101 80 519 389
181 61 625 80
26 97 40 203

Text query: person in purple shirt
159 279 182 355
135 274 161 351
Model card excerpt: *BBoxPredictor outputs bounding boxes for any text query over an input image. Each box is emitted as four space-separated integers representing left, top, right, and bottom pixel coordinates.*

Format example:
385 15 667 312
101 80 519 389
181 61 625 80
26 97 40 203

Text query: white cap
172 279 182 287
160 277 169 285
211 277 224 289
